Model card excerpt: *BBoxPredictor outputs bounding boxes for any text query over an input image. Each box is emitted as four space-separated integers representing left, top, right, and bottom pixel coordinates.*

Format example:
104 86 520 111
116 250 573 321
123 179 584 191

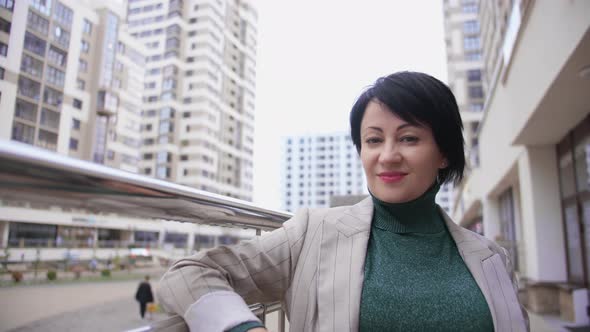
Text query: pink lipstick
378 171 407 183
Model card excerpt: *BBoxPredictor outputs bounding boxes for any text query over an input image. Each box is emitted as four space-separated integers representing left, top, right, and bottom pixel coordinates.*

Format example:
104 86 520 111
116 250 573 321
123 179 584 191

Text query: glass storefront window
558 136 576 199
8 222 57 247
559 115 590 285
564 203 585 284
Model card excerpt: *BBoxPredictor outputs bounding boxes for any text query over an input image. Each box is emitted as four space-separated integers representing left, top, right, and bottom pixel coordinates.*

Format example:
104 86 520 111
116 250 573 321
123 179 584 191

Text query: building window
24 32 46 56
465 52 482 61
15 99 38 122
53 1 73 27
462 3 478 13
73 98 82 109
45 66 65 87
558 116 590 284
463 37 480 51
37 130 57 150
20 54 44 78
47 45 67 67
463 20 479 34
80 40 90 53
31 0 52 16
470 103 484 112
467 69 481 82
0 0 14 11
76 78 85 90
0 66 4 80
69 138 78 150
468 86 484 99
12 122 35 144
78 59 88 72
52 25 70 48
72 118 80 129
40 107 60 129
18 76 42 101
0 17 11 33
0 41 7 56
82 19 92 35
156 166 170 178
42 87 63 107
27 11 49 36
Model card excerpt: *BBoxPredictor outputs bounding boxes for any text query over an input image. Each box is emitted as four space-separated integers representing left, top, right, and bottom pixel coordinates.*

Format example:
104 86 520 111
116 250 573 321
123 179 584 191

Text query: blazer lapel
441 208 510 332
317 197 373 331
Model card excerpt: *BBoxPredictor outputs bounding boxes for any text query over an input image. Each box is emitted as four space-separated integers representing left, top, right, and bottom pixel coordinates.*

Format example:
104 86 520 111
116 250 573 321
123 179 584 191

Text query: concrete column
482 198 501 241
93 228 98 249
121 230 133 247
158 229 166 249
187 229 195 254
0 221 9 248
518 146 567 282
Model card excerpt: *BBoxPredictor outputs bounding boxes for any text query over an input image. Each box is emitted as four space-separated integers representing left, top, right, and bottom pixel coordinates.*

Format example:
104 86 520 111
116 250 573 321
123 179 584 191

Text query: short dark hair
349 71 465 185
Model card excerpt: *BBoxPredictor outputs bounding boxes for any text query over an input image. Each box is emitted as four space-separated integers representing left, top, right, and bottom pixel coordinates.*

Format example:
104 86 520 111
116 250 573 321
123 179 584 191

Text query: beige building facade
127 0 257 201
450 0 590 324
0 0 259 261
441 0 486 219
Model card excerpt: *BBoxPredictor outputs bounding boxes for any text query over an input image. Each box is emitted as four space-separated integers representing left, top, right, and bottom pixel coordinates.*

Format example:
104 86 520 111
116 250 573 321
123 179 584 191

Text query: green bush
101 269 111 277
47 270 57 281
11 271 23 283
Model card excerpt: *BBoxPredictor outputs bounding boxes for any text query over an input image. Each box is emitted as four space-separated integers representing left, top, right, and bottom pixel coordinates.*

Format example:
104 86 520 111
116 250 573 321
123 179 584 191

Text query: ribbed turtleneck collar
370 182 444 234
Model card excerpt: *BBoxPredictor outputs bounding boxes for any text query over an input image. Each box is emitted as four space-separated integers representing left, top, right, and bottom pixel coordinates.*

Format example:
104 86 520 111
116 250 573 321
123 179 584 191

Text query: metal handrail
0 140 292 230
127 302 284 332
0 139 292 331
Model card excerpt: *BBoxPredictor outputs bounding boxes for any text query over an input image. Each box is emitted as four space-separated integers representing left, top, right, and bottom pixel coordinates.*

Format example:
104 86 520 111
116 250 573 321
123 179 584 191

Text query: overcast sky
251 0 449 210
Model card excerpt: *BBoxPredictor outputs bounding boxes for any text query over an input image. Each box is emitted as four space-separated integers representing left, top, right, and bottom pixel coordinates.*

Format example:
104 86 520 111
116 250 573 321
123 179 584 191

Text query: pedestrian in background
158 71 529 331
135 275 154 320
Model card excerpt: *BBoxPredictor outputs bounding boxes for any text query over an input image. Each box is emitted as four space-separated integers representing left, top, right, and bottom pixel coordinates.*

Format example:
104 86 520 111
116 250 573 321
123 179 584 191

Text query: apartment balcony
96 90 119 116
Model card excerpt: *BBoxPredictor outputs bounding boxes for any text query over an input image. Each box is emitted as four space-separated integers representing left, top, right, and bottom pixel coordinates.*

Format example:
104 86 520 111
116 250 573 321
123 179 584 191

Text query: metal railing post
278 308 286 332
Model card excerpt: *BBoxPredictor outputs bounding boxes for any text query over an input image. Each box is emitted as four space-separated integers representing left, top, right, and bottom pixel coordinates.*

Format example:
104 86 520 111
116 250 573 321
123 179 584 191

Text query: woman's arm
157 208 310 331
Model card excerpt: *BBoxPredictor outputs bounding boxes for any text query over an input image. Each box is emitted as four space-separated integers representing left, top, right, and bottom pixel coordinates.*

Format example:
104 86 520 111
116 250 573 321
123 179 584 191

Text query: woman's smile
377 171 408 183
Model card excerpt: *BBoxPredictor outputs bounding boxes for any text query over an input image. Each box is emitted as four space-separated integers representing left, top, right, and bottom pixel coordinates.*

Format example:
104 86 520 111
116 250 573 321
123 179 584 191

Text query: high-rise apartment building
0 0 146 173
126 0 257 201
0 0 257 261
440 0 486 219
281 132 368 212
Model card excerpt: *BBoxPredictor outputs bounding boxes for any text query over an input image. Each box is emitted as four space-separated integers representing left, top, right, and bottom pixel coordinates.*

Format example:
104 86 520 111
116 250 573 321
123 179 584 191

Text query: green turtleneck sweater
359 184 494 331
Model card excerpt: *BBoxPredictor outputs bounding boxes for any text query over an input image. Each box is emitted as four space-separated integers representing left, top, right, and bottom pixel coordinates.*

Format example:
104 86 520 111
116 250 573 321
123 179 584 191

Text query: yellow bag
147 302 159 313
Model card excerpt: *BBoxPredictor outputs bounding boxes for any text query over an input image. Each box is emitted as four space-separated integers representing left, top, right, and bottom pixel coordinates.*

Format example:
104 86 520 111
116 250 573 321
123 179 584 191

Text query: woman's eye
400 136 419 143
364 137 382 144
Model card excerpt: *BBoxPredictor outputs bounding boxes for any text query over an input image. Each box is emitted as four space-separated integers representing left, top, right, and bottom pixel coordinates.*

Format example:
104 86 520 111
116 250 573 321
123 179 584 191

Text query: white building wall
281 132 367 212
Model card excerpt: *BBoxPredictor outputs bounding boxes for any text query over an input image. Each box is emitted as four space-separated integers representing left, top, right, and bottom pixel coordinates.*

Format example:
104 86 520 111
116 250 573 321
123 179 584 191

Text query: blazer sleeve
500 247 530 332
157 208 311 328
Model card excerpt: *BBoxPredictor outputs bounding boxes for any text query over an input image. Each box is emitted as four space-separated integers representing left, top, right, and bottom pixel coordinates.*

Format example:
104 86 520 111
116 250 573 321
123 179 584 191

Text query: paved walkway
0 273 167 332
0 273 570 332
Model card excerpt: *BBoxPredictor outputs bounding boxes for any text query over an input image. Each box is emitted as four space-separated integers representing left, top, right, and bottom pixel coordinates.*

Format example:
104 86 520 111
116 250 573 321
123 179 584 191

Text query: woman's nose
378 145 402 164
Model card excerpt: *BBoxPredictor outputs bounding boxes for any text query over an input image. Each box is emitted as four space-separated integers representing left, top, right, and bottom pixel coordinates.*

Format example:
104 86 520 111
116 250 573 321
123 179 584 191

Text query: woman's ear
439 158 449 169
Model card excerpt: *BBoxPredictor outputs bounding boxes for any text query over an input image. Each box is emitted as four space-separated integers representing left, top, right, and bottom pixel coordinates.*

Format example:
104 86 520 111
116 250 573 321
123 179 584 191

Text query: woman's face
360 100 447 203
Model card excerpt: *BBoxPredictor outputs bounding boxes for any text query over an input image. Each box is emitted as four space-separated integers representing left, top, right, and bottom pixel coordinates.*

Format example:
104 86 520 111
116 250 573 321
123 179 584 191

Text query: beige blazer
158 197 529 332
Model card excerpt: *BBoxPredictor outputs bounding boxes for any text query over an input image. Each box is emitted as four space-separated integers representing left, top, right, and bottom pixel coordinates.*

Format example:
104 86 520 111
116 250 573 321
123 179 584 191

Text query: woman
158 72 529 331
135 275 155 319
